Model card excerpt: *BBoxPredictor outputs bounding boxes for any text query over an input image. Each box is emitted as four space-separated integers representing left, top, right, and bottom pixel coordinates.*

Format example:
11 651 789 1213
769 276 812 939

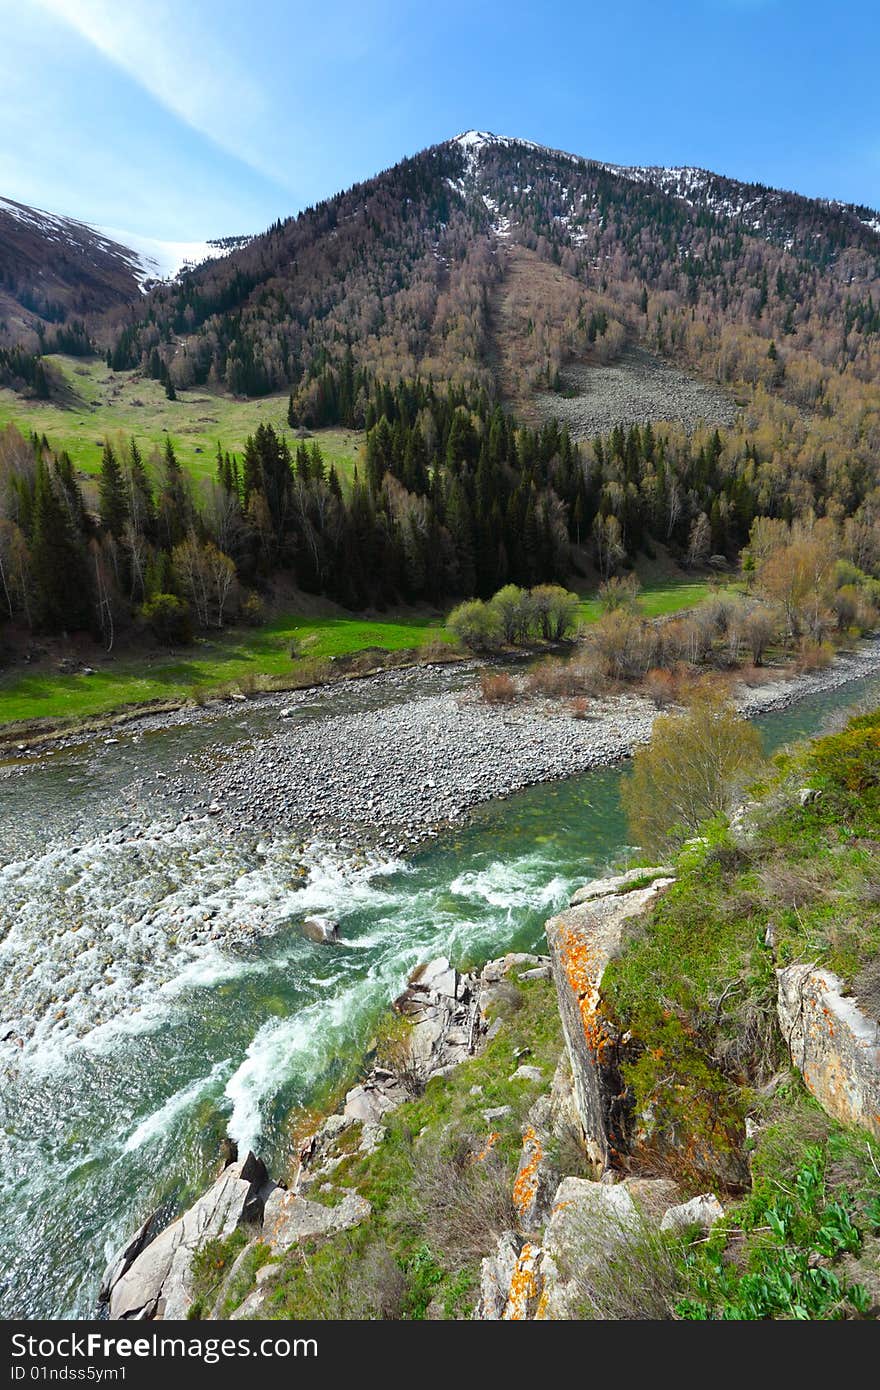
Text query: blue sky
1 0 878 240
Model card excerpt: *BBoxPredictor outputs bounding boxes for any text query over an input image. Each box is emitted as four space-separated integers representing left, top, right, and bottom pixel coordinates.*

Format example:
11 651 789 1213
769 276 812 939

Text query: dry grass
795 639 835 673
759 858 832 911
852 955 880 1022
642 667 678 708
479 670 519 704
558 1205 684 1320
405 1139 518 1272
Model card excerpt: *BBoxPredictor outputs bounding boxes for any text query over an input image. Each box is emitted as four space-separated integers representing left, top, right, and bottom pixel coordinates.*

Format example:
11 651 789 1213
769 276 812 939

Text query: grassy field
0 611 453 727
576 579 713 625
0 580 715 730
0 355 363 483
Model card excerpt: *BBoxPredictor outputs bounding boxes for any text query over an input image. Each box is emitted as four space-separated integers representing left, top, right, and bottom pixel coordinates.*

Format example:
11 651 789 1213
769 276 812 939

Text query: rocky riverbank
146 638 880 853
100 798 880 1321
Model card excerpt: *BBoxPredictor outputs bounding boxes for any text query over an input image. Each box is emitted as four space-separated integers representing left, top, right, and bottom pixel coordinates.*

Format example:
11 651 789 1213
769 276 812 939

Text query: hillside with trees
2 132 880 649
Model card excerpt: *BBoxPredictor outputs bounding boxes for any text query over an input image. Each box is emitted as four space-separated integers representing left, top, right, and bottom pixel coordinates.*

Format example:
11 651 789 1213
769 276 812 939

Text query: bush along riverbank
98 707 880 1321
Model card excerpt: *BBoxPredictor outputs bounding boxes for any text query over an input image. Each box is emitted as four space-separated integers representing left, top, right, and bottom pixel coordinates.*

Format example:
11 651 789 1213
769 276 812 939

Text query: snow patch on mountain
451 131 585 173
95 228 239 289
0 193 245 294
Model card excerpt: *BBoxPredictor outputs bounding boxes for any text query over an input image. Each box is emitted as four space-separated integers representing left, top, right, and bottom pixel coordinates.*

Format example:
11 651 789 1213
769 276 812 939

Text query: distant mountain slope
0 195 248 350
101 130 880 424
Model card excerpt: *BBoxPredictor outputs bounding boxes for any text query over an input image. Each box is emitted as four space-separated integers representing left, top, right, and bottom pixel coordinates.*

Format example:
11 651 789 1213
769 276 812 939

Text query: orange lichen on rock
557 921 616 1061
502 1242 541 1320
512 1127 543 1219
469 1131 501 1165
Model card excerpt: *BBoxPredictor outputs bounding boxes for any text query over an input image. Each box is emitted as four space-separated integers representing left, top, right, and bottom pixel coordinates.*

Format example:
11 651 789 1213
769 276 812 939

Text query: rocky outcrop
261 1189 371 1253
337 953 504 1128
545 869 674 1173
476 1171 697 1320
536 1177 643 1319
778 963 880 1139
100 1152 272 1320
659 1193 724 1236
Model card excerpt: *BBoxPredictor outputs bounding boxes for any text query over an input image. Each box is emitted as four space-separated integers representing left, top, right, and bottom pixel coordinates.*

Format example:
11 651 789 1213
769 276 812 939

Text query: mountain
99 130 880 425
4 132 880 650
0 194 248 350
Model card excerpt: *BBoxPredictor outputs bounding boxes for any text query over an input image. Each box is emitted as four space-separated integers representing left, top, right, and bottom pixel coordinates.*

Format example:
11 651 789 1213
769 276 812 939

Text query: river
0 668 876 1318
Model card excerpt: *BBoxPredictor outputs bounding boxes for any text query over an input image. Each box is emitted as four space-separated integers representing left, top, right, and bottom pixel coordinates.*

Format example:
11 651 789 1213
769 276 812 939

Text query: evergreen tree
30 461 92 632
99 442 128 538
157 438 190 549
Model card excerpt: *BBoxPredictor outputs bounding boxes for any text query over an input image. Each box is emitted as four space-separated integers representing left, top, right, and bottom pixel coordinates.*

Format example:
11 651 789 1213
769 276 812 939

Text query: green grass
0 609 456 727
0 355 363 483
602 705 880 1190
575 579 715 625
0 578 714 730
675 1084 880 1319
248 974 563 1321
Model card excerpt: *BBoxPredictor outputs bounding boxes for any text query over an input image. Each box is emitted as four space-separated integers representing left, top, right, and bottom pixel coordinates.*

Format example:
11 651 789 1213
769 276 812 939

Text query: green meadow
0 354 363 483
0 581 714 729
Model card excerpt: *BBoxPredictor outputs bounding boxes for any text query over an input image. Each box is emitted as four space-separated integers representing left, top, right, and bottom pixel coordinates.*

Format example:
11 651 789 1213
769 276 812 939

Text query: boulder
229 1261 279 1320
103 1153 270 1320
475 1231 522 1320
502 1242 543 1320
99 1212 158 1305
660 1193 724 1236
301 916 340 944
411 956 458 1000
537 1177 641 1319
479 953 547 984
621 1177 682 1222
569 867 672 907
511 1126 557 1231
778 963 880 1138
342 1080 407 1124
509 1064 544 1083
262 1189 371 1253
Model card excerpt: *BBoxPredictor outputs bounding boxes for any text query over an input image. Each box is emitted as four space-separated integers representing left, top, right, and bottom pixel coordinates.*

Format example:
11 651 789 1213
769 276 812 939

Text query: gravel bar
151 639 880 855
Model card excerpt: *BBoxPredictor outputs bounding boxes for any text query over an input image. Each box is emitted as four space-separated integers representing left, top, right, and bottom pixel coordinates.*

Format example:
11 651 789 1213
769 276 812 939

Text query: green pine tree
99 442 129 537
31 461 92 632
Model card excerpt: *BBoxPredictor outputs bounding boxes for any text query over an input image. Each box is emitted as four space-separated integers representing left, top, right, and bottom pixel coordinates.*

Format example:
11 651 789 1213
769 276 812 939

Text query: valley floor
0 580 711 733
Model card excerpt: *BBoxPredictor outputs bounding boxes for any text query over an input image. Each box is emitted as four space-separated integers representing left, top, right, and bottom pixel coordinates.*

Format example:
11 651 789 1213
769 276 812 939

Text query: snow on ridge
95 227 240 290
450 130 586 172
0 192 242 295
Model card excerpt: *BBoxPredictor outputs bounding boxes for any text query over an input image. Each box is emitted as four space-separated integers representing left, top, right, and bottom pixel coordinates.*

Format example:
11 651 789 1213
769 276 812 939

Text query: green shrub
141 592 193 645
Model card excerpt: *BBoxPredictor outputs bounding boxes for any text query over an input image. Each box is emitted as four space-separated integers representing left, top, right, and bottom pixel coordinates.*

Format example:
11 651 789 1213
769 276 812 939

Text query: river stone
104 1153 269 1320
301 915 340 944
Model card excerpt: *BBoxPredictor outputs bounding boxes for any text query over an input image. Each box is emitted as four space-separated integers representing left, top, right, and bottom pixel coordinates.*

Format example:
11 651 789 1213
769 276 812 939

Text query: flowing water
0 670 877 1318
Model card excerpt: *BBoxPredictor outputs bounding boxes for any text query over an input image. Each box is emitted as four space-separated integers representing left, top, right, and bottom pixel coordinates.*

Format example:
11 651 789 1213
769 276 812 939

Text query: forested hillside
2 131 880 649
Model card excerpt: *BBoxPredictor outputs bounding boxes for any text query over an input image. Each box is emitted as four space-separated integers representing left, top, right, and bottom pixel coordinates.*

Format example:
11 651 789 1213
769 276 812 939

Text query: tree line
5 360 880 650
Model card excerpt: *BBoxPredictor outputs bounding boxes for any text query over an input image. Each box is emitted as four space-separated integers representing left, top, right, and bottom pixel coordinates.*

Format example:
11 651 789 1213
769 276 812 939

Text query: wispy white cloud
32 0 291 187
